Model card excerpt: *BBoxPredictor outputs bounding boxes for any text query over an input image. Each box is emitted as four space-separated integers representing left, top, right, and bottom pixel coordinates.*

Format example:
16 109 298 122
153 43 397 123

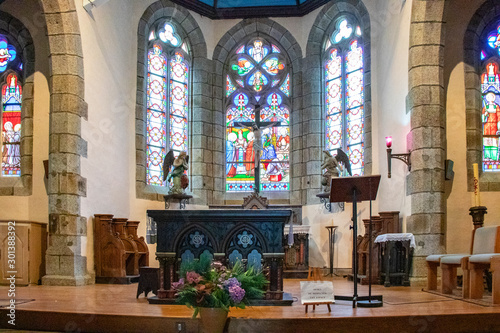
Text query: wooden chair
307 267 323 281
439 226 500 298
466 227 500 304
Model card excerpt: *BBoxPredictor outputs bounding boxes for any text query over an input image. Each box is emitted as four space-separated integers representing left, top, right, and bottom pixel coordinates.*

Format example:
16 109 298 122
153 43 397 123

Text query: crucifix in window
234 104 280 194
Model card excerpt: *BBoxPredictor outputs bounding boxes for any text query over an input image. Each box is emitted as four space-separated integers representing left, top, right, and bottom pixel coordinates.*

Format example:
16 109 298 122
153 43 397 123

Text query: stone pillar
41 0 90 286
406 0 447 285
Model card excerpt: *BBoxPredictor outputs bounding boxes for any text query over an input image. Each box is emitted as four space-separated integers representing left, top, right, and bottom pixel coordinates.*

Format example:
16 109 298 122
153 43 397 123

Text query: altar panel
147 209 292 304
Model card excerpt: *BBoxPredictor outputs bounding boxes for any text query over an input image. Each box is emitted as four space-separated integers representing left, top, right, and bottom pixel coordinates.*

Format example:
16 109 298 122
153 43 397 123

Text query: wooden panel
0 223 28 285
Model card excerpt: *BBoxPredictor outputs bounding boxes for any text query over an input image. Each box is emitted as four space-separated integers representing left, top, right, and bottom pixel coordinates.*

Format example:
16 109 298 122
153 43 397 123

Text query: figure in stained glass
276 127 289 159
232 59 253 75
250 71 266 92
0 37 16 72
248 40 267 63
226 132 237 177
483 92 500 136
245 131 255 176
263 57 284 75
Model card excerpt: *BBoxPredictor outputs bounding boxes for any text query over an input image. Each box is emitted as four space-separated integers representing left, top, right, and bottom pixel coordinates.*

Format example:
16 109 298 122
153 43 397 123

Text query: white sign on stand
300 281 335 304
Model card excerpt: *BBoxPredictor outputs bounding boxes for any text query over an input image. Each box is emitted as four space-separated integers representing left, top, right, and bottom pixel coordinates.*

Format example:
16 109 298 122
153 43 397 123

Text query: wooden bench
426 226 500 299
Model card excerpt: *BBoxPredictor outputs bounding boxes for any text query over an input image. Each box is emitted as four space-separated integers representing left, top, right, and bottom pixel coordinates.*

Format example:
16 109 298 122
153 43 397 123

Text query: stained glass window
0 34 22 177
225 38 290 192
1 73 22 176
325 18 364 176
480 22 500 172
481 61 500 171
146 22 190 186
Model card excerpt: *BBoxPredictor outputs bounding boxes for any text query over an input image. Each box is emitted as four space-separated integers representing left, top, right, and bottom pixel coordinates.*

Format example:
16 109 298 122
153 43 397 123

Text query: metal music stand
329 175 383 308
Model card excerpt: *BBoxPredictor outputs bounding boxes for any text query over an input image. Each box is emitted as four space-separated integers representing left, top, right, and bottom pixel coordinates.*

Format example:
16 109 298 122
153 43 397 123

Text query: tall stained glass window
226 39 290 192
324 17 364 176
146 22 190 186
0 35 22 177
480 23 500 172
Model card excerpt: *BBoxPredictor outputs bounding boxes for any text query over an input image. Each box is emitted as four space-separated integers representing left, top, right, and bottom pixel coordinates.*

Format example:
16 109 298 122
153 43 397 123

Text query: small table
325 226 338 276
375 233 415 287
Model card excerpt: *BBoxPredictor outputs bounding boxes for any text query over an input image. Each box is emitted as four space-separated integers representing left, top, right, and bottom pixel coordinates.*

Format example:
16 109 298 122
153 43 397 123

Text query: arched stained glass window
324 17 364 176
146 22 190 186
225 38 290 192
480 22 500 172
0 35 22 177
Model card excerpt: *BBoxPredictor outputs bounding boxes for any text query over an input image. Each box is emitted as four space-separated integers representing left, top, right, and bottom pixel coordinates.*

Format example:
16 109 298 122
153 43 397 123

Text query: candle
473 163 480 206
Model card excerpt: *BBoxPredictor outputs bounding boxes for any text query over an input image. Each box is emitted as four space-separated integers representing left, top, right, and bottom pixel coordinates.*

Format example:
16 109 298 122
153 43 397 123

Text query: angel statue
321 149 352 192
162 150 189 195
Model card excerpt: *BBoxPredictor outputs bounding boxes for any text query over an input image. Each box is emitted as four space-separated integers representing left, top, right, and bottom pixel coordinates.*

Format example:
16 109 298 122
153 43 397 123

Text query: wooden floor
1 277 500 333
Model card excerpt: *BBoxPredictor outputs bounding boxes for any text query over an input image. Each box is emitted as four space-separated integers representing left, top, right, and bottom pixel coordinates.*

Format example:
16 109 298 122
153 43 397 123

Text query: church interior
1 0 500 332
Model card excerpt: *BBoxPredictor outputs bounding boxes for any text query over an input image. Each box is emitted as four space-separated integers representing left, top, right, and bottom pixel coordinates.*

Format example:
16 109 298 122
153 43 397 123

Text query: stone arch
0 11 35 196
406 0 448 282
212 18 302 204
304 0 372 204
38 0 89 285
135 0 207 202
464 0 500 191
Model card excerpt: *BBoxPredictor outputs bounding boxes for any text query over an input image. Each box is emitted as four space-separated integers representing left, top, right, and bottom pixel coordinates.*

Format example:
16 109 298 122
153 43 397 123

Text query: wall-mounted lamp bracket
386 136 411 178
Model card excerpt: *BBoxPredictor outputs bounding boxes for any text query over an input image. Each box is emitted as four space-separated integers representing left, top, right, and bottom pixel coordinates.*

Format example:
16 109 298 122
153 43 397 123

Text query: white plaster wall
0 1 50 223
444 0 500 254
370 0 412 229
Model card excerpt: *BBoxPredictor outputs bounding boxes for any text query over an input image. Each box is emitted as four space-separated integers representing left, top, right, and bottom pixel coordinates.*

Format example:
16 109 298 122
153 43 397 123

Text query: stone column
406 0 447 285
41 0 90 286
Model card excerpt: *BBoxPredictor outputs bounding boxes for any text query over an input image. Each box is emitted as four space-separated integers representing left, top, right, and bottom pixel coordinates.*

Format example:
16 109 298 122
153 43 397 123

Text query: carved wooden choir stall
355 211 400 284
147 209 293 305
93 214 149 283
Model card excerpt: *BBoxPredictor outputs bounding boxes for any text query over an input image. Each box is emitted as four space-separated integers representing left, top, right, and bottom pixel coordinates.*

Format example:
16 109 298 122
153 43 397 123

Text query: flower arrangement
172 256 268 317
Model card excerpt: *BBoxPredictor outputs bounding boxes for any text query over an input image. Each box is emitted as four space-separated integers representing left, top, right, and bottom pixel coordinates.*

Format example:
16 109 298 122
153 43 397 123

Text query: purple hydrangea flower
223 277 241 289
172 278 185 290
228 285 245 303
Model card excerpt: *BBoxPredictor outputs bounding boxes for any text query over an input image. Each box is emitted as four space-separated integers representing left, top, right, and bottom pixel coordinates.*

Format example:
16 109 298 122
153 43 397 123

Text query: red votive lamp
385 136 392 148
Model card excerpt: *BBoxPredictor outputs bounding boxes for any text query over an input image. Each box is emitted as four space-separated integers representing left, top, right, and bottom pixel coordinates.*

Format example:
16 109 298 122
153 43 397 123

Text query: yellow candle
473 163 480 206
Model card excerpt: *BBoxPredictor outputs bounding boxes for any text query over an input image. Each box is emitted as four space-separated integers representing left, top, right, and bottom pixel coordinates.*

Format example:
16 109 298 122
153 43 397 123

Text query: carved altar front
147 209 292 305
210 192 307 277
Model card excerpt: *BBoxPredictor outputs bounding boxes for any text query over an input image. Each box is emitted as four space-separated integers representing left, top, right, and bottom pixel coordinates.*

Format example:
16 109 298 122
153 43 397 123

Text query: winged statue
162 150 189 194
321 149 352 192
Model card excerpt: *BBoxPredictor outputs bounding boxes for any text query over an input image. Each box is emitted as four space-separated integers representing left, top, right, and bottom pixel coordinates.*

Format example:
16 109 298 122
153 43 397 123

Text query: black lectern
330 175 382 308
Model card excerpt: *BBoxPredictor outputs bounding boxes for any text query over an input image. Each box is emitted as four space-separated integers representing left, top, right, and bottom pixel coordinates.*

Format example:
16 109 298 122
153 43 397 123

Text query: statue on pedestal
163 150 189 195
321 149 351 192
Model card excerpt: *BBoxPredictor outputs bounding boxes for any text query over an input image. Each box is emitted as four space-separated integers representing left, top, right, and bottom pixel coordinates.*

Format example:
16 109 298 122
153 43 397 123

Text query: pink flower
186 271 201 284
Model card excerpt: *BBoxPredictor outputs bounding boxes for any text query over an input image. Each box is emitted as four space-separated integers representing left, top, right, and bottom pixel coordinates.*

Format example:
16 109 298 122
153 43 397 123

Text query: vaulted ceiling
170 0 331 19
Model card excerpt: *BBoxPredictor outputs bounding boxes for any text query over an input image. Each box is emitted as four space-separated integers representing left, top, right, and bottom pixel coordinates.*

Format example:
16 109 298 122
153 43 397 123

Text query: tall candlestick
473 163 480 206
